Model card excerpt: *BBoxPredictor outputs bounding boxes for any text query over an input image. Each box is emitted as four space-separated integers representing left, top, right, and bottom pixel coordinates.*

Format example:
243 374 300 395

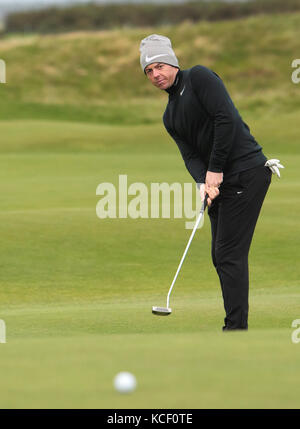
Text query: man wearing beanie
140 34 283 331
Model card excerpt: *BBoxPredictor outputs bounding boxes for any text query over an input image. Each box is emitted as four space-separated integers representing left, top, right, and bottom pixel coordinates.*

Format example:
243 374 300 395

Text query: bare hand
199 183 219 206
205 171 223 188
205 185 220 206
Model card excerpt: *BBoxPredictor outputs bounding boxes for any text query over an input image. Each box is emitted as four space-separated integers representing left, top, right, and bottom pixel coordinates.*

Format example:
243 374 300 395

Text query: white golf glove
265 159 284 178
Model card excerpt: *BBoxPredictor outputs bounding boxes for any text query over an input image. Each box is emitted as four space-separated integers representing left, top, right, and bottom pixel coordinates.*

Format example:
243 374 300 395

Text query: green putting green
0 117 299 408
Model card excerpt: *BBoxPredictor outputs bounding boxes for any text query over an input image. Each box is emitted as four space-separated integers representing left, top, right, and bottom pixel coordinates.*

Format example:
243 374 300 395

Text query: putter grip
203 193 209 210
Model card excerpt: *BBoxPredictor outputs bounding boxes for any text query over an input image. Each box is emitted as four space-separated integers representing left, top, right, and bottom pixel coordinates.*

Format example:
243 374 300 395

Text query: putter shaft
166 195 208 309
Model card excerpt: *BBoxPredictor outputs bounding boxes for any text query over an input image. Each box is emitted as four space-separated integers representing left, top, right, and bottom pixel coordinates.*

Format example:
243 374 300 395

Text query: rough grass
0 12 299 116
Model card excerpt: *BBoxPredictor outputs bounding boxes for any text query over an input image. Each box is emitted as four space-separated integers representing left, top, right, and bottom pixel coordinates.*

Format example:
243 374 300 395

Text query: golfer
140 34 283 330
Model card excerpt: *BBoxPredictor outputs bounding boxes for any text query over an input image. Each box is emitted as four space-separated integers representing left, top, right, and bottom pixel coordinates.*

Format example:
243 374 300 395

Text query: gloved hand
265 159 284 178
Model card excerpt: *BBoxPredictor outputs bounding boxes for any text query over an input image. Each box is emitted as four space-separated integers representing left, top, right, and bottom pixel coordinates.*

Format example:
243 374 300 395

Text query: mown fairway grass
0 115 299 409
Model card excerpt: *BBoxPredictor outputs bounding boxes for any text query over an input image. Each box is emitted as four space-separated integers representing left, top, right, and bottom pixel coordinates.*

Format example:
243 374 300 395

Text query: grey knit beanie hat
139 34 179 72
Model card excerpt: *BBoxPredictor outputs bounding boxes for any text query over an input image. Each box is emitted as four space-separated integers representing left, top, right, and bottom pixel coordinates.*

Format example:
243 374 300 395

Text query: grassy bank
0 12 299 124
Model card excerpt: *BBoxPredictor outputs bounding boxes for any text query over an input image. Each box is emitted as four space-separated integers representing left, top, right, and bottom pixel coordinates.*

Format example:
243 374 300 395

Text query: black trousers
208 164 272 329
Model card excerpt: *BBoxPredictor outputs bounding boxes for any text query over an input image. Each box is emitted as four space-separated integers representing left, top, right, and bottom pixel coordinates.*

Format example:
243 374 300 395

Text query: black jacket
163 65 267 183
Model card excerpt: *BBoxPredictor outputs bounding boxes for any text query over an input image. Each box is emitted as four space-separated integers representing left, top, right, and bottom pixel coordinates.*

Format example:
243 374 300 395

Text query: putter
152 194 209 316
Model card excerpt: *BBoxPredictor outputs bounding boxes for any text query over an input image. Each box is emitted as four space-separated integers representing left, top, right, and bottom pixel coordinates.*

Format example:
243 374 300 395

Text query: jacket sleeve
190 65 238 172
164 125 207 184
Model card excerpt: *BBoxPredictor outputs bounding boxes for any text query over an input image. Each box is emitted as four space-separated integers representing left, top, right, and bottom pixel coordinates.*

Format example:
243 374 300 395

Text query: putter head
152 306 172 316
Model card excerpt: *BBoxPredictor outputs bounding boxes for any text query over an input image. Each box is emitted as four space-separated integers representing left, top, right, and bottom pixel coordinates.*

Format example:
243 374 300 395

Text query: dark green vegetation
5 0 300 34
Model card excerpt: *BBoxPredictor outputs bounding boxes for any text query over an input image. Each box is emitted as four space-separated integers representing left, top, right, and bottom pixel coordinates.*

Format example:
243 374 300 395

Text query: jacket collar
165 69 182 95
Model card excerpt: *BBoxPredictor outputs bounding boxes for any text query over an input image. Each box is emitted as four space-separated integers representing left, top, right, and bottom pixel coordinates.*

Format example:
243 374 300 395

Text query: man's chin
156 82 169 90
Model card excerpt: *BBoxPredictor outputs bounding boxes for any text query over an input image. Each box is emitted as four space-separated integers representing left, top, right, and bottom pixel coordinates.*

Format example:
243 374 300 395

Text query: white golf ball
114 371 137 394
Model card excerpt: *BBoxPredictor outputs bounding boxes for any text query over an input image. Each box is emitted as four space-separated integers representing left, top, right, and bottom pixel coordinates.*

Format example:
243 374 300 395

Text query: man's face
145 63 178 90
